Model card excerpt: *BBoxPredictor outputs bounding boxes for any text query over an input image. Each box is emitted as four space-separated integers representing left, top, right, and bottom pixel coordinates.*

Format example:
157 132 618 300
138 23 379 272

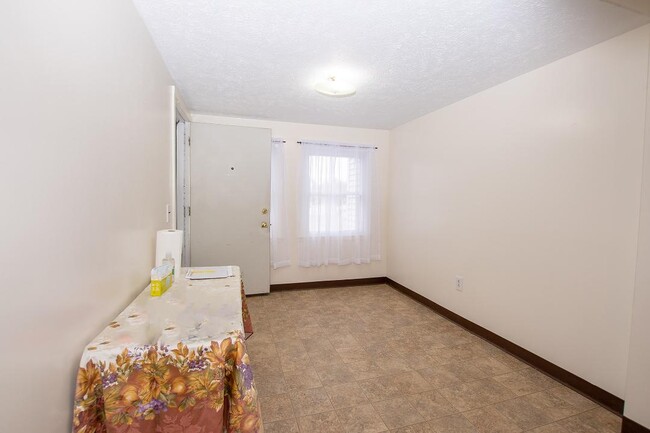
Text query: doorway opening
175 110 191 267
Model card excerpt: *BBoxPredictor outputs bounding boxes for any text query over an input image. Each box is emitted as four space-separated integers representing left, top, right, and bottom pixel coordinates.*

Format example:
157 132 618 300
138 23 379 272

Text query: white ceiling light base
314 76 356 97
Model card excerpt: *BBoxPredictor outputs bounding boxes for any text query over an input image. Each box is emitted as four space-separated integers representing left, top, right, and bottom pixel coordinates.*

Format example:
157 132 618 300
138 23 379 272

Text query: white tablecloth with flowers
73 266 262 433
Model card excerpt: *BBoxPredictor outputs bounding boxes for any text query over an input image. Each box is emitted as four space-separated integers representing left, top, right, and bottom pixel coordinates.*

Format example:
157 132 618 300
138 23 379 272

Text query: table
73 266 262 433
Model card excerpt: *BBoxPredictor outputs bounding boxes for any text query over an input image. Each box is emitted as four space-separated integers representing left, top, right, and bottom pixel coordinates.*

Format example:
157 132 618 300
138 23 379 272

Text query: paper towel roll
156 229 183 278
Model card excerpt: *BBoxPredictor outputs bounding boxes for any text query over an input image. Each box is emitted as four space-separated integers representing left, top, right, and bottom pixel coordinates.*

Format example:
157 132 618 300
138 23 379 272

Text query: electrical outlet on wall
455 275 464 291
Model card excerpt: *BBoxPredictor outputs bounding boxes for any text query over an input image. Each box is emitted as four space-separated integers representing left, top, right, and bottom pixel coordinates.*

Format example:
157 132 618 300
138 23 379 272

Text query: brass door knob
262 208 268 215
261 222 269 228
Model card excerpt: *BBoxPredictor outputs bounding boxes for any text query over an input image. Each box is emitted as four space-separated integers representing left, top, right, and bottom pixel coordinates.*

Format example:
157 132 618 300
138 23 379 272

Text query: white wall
0 1 173 431
624 26 650 428
387 25 649 398
192 114 389 284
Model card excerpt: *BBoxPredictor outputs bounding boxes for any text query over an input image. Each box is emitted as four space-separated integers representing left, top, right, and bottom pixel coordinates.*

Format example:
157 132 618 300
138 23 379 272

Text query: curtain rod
297 141 378 150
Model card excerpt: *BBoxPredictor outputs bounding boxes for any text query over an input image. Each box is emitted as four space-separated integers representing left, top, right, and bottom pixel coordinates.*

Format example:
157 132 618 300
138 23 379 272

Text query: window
307 154 365 235
298 141 380 267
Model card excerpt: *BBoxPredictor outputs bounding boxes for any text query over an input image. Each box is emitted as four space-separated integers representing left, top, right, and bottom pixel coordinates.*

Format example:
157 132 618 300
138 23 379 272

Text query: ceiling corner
601 0 650 17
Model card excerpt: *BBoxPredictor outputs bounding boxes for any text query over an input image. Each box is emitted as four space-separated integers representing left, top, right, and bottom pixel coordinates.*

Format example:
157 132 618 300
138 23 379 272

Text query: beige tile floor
245 285 621 433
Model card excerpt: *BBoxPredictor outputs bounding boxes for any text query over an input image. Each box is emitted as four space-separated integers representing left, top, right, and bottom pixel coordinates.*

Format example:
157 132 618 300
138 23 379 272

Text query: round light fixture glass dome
314 76 356 97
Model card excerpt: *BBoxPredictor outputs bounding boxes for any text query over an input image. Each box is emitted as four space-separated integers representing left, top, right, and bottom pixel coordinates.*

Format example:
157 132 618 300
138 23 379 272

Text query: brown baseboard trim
270 277 387 292
623 417 650 433
385 277 625 415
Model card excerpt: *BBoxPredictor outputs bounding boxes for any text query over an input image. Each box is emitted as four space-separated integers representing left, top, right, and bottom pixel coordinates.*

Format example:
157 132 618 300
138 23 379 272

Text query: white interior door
190 123 271 294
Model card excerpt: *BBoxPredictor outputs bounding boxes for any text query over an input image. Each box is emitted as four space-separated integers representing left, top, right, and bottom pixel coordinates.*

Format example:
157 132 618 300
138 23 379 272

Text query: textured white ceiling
132 0 648 129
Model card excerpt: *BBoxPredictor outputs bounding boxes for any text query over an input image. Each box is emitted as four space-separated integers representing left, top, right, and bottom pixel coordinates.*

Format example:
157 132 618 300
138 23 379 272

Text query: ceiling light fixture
314 76 356 97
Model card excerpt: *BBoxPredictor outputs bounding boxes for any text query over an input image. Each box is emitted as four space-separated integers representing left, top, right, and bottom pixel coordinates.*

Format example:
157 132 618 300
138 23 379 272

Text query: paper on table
185 266 234 280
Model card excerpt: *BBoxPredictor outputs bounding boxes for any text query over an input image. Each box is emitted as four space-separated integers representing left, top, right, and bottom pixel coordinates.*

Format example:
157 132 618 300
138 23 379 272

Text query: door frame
175 104 192 266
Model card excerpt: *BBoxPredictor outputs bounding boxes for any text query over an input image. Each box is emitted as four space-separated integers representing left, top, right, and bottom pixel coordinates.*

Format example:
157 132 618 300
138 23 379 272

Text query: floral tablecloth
73 266 262 433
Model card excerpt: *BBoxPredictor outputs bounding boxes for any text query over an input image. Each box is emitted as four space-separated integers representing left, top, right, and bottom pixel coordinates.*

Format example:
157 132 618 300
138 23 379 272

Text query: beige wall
192 114 389 284
387 25 650 397
0 0 173 431
1 2 647 430
624 26 650 428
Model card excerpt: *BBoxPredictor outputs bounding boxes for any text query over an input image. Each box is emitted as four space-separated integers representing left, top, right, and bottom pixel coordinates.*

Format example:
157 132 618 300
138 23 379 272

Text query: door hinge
188 137 191 146
187 206 191 217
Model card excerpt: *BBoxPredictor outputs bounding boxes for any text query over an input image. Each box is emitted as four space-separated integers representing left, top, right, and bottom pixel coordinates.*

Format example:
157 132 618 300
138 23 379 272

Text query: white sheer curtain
270 138 290 269
298 141 380 267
